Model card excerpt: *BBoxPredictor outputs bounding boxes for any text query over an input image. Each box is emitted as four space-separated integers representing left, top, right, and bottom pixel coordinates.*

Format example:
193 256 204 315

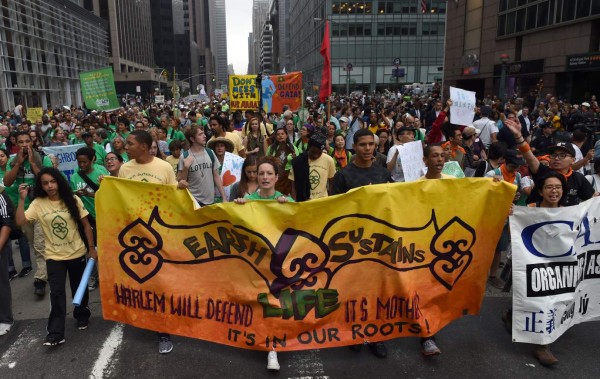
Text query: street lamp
499 53 509 102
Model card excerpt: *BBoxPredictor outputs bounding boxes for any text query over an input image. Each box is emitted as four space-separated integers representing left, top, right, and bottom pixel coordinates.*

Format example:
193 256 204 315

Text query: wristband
518 143 531 154
515 138 525 144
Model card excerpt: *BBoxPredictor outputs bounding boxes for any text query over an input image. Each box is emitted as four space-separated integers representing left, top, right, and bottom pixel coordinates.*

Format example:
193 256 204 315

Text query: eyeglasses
105 157 118 162
543 185 562 191
550 153 571 160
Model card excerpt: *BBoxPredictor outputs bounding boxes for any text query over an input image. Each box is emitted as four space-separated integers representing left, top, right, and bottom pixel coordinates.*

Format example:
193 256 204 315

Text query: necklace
189 149 205 178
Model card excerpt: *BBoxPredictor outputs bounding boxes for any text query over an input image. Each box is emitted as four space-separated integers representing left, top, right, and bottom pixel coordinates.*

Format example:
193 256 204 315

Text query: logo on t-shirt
51 215 69 240
309 169 321 190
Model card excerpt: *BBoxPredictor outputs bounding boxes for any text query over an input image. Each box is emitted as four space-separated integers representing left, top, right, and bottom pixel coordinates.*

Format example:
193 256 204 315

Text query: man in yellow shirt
118 130 176 354
207 115 246 157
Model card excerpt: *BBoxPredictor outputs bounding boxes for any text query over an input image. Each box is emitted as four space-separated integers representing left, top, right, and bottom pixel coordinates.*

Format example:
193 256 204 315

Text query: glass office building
0 0 108 111
289 0 446 94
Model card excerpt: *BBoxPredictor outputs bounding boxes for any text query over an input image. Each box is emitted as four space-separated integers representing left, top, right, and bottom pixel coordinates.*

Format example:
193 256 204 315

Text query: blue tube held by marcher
73 258 95 306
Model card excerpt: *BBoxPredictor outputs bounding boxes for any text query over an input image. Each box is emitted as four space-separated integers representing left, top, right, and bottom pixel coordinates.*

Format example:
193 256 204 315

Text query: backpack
183 147 216 167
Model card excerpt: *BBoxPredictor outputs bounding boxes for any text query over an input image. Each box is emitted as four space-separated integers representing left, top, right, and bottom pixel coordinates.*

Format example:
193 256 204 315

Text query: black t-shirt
331 162 392 195
530 164 595 206
530 134 555 154
497 123 530 148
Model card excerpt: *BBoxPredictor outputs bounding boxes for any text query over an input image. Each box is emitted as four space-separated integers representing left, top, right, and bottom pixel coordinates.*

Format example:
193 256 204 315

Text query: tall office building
0 0 108 110
250 0 269 74
269 0 291 73
248 32 255 74
261 22 274 74
209 0 228 89
443 0 600 101
289 0 446 94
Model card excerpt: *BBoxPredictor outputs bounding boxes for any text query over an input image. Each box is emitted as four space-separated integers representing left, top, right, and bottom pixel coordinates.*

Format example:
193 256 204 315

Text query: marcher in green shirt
82 132 106 164
233 157 294 204
69 147 109 221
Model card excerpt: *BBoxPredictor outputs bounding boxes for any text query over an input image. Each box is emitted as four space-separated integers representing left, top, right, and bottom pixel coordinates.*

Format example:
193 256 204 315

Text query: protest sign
42 144 85 183
449 87 476 126
97 178 515 351
398 141 426 182
27 107 43 122
80 67 120 111
442 161 466 178
220 152 245 200
229 75 259 111
510 198 600 345
261 72 303 114
155 95 165 104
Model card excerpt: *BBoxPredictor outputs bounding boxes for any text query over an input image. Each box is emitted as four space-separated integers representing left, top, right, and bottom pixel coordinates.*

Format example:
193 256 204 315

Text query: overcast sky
226 0 252 75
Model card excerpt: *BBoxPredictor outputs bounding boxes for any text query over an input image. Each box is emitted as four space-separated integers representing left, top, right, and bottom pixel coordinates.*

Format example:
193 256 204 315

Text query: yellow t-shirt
118 157 177 184
25 196 88 261
165 155 179 175
289 153 336 199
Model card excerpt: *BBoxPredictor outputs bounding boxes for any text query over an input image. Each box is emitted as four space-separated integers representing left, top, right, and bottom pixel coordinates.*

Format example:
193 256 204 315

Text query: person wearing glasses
103 152 124 177
503 119 596 206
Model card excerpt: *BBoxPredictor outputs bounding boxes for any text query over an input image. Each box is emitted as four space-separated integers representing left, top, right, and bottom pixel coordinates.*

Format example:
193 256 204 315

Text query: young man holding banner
332 128 391 358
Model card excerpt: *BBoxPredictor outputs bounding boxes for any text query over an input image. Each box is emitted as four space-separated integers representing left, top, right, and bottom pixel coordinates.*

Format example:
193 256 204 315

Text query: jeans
7 235 32 271
0 242 13 324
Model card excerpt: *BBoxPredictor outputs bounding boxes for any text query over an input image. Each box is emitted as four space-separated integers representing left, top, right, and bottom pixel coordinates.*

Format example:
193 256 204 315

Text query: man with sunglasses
503 119 595 206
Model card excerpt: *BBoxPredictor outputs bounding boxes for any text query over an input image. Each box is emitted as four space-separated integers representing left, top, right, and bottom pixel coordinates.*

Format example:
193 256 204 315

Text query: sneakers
77 319 89 330
368 342 387 358
421 338 441 356
158 335 173 354
18 267 32 278
33 279 46 297
8 270 18 281
267 350 280 370
534 345 558 366
488 276 505 289
0 323 12 336
88 276 99 291
43 336 65 346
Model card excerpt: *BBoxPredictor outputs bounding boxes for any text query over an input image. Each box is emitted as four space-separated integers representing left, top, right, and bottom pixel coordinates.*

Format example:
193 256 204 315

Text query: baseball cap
548 142 576 157
582 102 591 108
504 149 526 166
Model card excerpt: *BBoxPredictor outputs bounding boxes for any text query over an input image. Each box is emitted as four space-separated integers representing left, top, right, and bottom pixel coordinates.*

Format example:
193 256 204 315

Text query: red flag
421 0 427 13
319 21 331 103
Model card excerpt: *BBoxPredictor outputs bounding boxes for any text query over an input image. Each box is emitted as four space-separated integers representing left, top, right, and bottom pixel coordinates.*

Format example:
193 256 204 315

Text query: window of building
506 11 516 34
516 8 526 32
577 0 591 18
526 5 537 29
593 0 600 14
561 0 576 22
498 14 507 35
537 1 549 27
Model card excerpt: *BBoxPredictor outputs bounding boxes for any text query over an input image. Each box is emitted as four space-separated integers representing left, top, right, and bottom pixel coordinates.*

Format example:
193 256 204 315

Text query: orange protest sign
97 177 515 351
261 72 302 114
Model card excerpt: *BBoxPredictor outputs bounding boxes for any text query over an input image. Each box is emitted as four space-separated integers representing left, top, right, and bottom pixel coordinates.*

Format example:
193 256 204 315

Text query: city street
1 246 598 379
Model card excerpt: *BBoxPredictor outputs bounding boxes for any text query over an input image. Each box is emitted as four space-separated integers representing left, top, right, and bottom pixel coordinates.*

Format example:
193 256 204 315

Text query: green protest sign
80 67 120 111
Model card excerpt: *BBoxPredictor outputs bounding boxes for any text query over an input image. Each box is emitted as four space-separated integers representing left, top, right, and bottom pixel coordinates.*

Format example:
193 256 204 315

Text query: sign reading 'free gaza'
97 178 515 351
510 198 600 345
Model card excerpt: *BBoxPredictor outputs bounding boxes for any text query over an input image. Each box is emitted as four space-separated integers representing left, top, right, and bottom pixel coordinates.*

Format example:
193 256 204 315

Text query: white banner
510 198 600 345
155 95 165 104
398 141 425 182
42 144 85 183
449 87 476 126
220 152 245 200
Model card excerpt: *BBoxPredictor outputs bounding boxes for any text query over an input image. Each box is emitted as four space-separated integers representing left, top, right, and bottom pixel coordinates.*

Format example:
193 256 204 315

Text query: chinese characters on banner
449 87 476 126
510 198 600 345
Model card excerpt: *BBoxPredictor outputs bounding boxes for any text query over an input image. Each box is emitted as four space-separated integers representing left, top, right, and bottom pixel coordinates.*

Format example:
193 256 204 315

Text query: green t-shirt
5 155 53 209
244 190 294 202
166 127 185 142
90 143 107 164
69 164 109 219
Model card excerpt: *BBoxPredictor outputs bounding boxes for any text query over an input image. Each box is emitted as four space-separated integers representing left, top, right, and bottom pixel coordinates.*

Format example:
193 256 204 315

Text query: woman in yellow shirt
16 167 96 347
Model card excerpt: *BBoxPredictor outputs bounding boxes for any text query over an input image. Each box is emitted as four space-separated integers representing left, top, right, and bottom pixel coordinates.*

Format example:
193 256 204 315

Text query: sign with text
79 67 120 111
229 75 259 111
42 144 85 183
398 141 425 182
510 199 600 345
449 87 476 126
27 107 43 122
261 72 303 114
97 178 515 351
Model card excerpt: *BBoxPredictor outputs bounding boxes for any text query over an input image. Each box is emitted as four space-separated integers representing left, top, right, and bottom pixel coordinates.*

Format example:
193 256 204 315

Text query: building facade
261 22 274 74
443 0 600 103
269 0 291 73
0 0 108 110
289 0 446 95
250 0 269 74
209 0 228 89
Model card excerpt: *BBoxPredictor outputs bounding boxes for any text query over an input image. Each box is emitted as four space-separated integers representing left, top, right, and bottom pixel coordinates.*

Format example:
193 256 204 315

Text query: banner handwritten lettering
449 87 476 126
97 178 515 351
42 144 85 183
229 75 259 111
261 72 303 114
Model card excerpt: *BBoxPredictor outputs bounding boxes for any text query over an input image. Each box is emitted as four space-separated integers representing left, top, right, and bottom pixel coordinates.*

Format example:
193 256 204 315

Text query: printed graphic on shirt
51 215 69 240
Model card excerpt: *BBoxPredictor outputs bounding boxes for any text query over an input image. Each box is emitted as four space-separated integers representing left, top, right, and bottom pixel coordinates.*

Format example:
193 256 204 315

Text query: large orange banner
97 178 515 351
261 72 302 114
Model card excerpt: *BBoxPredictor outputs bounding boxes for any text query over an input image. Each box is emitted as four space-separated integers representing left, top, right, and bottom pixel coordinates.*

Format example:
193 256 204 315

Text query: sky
226 0 253 75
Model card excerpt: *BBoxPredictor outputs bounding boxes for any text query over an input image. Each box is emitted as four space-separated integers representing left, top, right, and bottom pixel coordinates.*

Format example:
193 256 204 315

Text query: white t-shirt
572 144 585 174
473 117 498 148
386 145 405 182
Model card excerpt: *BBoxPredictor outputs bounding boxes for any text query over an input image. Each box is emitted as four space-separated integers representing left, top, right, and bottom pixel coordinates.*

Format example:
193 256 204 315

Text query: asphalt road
1 245 599 379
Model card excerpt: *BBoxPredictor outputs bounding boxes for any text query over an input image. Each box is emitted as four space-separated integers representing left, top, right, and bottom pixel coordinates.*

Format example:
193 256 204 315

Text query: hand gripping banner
97 177 515 351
